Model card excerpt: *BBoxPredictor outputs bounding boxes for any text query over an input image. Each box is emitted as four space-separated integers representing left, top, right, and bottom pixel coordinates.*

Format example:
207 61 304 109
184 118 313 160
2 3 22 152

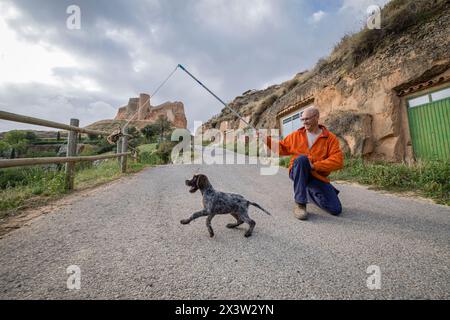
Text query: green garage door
407 87 450 160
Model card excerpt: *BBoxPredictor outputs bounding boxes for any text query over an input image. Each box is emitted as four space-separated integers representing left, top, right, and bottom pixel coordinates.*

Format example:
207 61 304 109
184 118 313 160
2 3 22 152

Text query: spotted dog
181 174 271 238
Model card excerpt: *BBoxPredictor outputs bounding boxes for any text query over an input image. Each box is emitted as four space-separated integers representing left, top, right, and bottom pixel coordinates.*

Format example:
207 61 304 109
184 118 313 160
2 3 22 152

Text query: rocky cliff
202 0 450 161
86 93 187 132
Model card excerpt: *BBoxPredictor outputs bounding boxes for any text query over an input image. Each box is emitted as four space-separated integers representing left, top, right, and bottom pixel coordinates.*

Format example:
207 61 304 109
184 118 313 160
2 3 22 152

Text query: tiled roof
276 96 314 118
398 75 450 96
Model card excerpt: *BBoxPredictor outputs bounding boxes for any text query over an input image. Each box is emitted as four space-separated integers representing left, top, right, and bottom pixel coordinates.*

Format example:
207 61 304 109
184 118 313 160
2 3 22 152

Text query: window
280 106 310 138
282 116 293 137
430 87 450 102
408 86 450 108
408 95 430 108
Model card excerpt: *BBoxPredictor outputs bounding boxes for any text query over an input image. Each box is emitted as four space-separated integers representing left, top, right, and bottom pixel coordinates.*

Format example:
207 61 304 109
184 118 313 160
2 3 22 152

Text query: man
259 106 344 220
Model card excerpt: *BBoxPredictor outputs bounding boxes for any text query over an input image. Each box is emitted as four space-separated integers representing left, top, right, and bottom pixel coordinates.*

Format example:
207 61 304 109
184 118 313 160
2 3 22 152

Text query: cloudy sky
0 0 390 133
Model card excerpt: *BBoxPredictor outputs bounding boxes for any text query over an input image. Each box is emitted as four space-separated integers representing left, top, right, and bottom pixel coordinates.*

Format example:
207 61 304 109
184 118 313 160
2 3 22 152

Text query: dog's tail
249 202 271 215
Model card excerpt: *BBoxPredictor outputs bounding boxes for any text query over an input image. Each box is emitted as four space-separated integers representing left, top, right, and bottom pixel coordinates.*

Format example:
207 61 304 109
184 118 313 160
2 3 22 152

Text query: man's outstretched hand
255 130 266 140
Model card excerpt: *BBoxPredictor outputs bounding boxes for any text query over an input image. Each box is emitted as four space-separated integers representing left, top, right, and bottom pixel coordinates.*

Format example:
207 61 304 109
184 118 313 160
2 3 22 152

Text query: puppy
181 174 271 237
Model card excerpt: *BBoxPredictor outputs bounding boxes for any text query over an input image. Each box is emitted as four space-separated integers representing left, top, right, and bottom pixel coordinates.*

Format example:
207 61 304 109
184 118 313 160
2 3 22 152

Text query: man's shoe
293 203 308 220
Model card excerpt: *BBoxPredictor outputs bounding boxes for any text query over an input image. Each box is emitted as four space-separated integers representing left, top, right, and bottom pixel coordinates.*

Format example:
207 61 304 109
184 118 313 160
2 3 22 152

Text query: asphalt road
0 147 449 299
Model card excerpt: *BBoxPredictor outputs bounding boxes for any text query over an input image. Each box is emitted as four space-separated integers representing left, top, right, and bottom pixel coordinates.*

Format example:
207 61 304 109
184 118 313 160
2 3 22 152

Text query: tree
4 130 28 145
125 126 141 146
155 115 173 142
88 133 98 141
56 131 61 141
0 140 10 157
141 124 159 143
126 126 141 139
4 130 31 157
24 131 37 142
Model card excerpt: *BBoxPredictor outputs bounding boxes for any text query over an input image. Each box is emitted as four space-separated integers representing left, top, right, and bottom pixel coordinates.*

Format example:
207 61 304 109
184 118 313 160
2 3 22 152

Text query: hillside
202 0 450 161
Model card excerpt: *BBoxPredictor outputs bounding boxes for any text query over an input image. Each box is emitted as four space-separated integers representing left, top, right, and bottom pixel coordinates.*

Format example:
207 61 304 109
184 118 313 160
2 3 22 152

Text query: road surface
0 147 449 299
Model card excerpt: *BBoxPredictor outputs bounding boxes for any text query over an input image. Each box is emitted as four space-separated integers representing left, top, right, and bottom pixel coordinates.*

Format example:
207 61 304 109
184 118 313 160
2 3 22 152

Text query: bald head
303 106 319 118
300 106 320 133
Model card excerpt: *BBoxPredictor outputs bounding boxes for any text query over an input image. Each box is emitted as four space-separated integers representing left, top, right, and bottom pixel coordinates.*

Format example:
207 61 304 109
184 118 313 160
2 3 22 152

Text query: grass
138 143 158 153
224 140 256 156
279 156 291 168
74 159 126 189
0 142 180 220
252 94 278 126
268 155 449 205
320 0 448 72
0 158 150 220
330 158 450 205
138 143 166 165
0 168 67 219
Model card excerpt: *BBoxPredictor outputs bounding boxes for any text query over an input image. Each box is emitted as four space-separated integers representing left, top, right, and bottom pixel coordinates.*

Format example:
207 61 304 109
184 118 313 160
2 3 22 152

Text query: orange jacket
266 125 344 183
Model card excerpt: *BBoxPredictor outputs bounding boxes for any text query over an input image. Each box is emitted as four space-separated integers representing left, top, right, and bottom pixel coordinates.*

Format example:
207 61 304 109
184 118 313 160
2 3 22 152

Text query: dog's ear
196 174 209 189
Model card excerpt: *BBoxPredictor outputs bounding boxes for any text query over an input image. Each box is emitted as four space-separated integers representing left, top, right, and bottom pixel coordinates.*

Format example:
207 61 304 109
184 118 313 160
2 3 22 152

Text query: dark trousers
289 155 342 215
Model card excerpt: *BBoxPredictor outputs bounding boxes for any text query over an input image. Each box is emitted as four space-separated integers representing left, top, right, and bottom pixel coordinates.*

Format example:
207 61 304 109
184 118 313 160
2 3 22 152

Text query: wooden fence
0 110 130 190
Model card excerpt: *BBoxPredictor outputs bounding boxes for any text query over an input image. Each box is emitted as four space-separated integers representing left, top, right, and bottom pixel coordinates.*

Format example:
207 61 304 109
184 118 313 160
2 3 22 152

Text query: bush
94 139 115 154
279 157 291 168
0 167 65 194
75 145 98 171
137 141 177 165
0 140 11 157
286 79 299 91
155 141 177 164
252 94 278 126
0 168 31 189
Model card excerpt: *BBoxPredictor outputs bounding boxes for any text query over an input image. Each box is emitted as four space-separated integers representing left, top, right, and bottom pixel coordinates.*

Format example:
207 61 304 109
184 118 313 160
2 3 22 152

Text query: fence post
65 118 79 190
117 137 123 164
121 131 128 173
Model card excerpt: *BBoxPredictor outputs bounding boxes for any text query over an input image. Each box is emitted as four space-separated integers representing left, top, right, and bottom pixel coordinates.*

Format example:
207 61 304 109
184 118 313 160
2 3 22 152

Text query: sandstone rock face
114 93 187 129
202 3 449 162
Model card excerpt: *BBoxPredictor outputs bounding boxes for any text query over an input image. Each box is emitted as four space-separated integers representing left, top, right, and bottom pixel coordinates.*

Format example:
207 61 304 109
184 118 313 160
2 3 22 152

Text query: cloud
0 4 78 87
0 82 120 132
0 0 393 133
338 0 390 32
310 10 326 24
193 0 280 33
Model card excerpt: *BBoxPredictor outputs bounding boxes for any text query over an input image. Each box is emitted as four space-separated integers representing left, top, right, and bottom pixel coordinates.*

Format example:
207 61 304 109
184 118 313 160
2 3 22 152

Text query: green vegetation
75 159 136 189
321 0 448 72
141 124 160 143
0 158 149 219
330 158 449 205
279 156 291 168
0 130 38 158
252 94 278 126
0 121 184 220
279 156 449 205
220 134 266 157
286 79 299 91
140 115 174 144
0 167 66 217
138 142 178 165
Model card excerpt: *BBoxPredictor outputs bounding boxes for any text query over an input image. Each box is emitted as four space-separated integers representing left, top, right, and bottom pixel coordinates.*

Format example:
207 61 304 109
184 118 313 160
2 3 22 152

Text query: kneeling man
260 107 344 220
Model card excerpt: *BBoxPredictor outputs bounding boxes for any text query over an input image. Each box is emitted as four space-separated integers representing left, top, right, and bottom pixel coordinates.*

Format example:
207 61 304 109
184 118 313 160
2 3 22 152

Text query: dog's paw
226 223 236 229
209 232 214 238
180 219 190 225
244 232 252 238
